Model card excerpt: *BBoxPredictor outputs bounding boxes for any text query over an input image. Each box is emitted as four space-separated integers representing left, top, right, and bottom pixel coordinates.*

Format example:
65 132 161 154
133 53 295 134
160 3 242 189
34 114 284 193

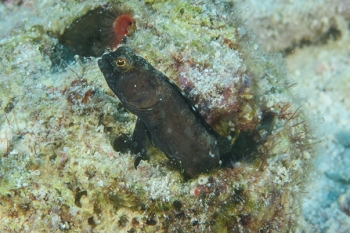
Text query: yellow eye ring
116 59 127 67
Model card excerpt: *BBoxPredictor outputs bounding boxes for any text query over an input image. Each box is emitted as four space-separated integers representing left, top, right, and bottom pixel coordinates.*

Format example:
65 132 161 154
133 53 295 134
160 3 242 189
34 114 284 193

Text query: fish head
98 46 161 115
98 46 136 84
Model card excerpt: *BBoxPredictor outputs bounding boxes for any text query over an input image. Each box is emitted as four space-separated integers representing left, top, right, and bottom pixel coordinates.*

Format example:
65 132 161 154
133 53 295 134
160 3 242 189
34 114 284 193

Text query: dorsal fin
163 75 223 139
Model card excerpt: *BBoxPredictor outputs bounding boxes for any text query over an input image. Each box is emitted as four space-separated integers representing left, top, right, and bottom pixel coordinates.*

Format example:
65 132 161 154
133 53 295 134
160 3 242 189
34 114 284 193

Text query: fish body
98 46 230 177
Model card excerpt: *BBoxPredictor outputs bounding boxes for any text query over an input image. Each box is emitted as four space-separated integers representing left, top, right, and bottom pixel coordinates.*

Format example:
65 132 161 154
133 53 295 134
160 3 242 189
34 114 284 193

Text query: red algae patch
112 14 135 48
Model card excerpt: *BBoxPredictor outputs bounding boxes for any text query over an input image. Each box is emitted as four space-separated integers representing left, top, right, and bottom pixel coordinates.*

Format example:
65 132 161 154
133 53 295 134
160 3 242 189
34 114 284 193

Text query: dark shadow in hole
50 7 113 71
59 7 111 58
74 189 88 208
88 216 96 227
113 134 132 153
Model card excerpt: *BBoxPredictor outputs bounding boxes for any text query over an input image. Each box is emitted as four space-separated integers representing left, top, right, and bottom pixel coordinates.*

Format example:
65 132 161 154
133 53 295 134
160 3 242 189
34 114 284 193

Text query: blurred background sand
239 1 350 231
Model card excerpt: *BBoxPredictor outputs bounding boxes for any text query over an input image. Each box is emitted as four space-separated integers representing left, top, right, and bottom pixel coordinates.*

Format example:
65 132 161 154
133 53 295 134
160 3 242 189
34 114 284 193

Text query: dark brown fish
98 46 231 178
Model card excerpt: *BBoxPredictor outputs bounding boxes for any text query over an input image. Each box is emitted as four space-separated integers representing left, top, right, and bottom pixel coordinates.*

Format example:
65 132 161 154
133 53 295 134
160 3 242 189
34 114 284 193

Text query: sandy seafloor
242 1 350 232
0 0 350 232
286 40 350 232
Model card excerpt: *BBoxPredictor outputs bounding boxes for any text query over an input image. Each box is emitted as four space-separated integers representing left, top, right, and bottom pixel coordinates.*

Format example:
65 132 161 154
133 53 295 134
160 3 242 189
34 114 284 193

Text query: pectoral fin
132 118 148 168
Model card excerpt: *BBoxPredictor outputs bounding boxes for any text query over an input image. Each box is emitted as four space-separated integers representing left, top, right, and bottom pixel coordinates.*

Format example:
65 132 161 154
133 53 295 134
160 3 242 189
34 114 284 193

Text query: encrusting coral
0 0 316 232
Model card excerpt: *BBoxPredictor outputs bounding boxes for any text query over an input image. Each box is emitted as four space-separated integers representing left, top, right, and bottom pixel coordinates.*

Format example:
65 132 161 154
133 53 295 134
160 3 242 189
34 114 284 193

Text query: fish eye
115 56 132 72
116 59 127 67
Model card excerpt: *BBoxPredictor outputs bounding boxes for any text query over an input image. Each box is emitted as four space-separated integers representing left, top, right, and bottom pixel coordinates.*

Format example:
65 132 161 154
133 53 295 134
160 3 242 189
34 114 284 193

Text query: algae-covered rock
0 0 315 232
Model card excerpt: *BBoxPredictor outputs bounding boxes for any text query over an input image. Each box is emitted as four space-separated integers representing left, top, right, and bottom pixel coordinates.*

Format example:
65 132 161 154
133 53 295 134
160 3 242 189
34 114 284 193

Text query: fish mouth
98 54 112 72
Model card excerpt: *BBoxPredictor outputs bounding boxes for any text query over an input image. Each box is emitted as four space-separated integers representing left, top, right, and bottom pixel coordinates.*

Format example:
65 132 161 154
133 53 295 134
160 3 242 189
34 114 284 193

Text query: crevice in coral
284 25 342 56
